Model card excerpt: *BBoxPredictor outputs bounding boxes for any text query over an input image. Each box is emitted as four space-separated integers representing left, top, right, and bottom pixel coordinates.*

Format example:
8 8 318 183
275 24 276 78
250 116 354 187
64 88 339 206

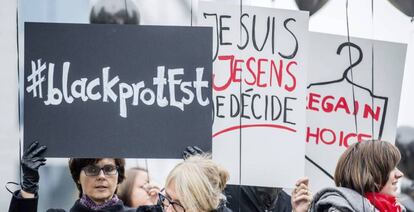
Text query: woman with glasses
8 141 162 212
158 154 232 212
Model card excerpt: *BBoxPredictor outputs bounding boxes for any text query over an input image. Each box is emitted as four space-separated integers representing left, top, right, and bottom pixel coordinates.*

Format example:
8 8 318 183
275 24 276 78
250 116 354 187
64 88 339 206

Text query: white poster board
306 32 407 192
198 1 309 187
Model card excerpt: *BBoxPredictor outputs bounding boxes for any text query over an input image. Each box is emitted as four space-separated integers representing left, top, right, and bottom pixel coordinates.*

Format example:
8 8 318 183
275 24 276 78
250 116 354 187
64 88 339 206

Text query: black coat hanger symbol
307 41 388 139
305 41 389 181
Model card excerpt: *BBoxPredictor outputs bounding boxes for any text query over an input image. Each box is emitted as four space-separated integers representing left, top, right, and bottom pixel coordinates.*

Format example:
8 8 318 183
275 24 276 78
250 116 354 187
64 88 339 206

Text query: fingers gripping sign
21 141 47 195
291 177 312 212
182 146 205 160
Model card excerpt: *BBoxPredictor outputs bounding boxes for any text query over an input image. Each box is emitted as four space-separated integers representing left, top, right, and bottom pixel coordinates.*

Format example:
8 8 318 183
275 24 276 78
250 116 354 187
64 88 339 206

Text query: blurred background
0 0 413 211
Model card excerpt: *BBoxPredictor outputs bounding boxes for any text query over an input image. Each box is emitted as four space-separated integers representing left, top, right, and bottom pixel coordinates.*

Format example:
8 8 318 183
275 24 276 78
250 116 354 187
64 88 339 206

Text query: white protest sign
198 1 309 187
305 32 407 192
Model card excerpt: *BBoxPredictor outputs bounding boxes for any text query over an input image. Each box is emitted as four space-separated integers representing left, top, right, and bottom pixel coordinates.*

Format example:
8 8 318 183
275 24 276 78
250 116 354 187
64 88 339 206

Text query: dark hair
68 158 126 198
117 167 148 207
334 140 401 194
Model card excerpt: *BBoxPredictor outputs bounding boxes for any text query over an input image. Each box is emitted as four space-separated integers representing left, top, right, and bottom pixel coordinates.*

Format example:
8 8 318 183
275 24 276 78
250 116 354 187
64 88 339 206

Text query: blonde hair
165 154 229 212
334 140 401 194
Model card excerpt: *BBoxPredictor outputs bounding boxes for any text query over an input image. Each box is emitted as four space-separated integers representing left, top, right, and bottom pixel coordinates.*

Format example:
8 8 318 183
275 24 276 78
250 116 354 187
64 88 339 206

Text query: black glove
182 146 204 160
21 141 47 194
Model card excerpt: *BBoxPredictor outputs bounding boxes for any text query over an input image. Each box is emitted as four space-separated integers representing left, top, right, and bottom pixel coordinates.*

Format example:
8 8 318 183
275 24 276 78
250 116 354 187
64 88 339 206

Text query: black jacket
9 190 162 212
215 202 233 212
225 185 292 212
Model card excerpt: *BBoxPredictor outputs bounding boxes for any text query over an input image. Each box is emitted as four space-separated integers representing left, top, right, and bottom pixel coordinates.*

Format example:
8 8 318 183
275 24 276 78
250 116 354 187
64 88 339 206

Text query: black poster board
24 23 212 158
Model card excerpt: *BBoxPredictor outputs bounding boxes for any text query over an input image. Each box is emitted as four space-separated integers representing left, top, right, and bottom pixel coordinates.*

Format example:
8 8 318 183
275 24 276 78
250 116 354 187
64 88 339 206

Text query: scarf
365 192 402 212
79 194 120 210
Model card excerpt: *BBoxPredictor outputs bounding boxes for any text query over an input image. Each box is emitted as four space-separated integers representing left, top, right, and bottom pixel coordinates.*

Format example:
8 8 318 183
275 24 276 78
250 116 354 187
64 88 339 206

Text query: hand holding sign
291 177 312 212
24 23 212 158
182 146 205 160
21 141 47 194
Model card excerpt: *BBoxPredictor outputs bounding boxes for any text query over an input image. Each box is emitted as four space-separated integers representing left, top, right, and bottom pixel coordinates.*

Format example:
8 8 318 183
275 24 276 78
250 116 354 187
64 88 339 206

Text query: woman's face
130 170 150 207
79 158 119 204
164 182 185 212
380 167 404 196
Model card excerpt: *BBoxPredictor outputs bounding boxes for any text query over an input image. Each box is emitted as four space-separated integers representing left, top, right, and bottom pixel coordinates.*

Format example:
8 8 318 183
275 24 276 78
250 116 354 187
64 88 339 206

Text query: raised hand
21 141 47 194
182 146 204 160
291 177 312 212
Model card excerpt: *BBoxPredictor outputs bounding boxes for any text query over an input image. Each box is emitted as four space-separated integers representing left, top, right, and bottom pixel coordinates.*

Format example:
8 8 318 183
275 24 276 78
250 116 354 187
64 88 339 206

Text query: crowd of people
7 136 414 212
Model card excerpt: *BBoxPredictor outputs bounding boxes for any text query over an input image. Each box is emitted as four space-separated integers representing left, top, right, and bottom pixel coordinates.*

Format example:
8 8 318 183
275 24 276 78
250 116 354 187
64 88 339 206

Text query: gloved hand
21 141 47 194
182 146 204 160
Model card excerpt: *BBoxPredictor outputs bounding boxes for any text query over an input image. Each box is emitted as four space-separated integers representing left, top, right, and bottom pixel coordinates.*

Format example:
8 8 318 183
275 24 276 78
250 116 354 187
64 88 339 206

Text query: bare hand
143 181 161 205
291 177 312 212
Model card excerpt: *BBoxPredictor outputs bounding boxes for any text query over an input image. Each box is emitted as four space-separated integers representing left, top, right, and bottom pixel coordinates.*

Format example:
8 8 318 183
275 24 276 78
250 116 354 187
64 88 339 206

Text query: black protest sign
24 23 212 158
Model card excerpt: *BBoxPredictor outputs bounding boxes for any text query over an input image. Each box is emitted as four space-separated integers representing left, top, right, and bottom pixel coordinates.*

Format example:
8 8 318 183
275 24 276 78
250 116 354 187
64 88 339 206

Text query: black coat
215 204 233 212
225 185 292 212
8 190 162 212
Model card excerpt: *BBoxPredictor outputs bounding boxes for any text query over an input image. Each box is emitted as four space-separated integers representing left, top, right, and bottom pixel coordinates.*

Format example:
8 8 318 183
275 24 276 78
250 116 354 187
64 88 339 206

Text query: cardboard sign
198 2 309 187
24 23 212 158
306 32 407 191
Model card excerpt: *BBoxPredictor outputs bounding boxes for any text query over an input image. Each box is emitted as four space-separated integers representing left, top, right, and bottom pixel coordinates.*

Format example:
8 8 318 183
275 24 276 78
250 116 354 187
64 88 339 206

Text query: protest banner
306 32 407 191
198 2 309 187
24 23 212 158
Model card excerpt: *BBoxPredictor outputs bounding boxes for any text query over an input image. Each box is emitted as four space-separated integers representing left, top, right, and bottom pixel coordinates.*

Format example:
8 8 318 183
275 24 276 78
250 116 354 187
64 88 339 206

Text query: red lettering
321 95 334 112
306 127 320 144
308 93 320 111
306 127 373 148
245 57 256 86
285 61 297 92
213 55 299 92
213 55 234 91
353 101 359 115
358 133 372 142
270 59 283 87
335 97 351 114
232 59 244 83
342 132 358 147
307 93 382 121
320 128 336 145
363 104 381 121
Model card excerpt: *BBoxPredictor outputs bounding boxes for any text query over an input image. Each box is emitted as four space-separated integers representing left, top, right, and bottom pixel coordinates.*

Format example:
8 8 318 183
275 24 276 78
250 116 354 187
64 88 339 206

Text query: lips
95 185 108 189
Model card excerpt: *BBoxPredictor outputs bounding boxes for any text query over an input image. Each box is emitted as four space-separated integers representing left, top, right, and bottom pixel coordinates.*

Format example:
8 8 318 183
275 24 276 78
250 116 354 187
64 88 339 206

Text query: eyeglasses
82 164 119 176
158 191 185 212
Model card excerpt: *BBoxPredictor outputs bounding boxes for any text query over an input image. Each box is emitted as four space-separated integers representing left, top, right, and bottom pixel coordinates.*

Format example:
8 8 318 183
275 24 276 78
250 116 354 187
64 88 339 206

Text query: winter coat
8 190 162 212
310 187 378 212
215 203 233 212
225 185 292 212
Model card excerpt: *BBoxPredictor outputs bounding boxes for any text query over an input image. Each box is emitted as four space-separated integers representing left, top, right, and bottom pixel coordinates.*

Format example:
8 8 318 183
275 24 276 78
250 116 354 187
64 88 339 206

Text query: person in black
8 141 161 212
225 185 292 212
225 176 311 212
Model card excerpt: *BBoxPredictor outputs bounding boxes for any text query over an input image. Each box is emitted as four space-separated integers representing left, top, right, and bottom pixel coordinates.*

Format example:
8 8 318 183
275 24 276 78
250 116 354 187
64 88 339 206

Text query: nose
395 168 404 178
97 169 106 178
